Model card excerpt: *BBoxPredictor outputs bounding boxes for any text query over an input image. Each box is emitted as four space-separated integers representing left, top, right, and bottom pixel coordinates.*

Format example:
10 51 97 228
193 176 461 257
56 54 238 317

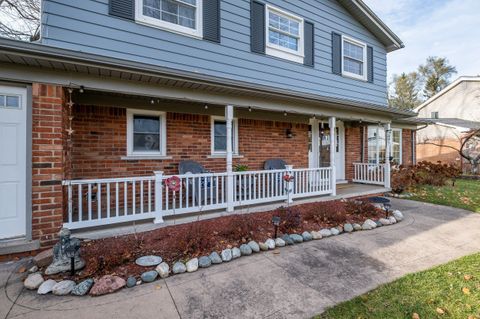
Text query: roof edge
0 37 415 117
343 0 405 52
414 76 480 112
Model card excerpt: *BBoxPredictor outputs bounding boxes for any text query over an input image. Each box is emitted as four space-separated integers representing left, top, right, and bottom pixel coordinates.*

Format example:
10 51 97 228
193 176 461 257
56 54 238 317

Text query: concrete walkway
2 199 480 319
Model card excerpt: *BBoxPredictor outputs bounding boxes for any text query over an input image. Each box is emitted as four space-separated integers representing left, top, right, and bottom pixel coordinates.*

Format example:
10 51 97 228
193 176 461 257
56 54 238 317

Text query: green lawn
317 253 480 319
409 179 480 213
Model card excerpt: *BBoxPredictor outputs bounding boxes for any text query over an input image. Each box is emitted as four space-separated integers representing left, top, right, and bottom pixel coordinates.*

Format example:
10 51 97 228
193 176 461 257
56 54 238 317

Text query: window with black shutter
109 0 220 42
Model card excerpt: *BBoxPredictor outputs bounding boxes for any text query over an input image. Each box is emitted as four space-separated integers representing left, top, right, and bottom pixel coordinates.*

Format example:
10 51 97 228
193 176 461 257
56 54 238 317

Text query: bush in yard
219 214 254 242
344 200 380 217
276 206 302 233
303 201 348 224
391 166 416 194
172 221 213 259
391 161 461 193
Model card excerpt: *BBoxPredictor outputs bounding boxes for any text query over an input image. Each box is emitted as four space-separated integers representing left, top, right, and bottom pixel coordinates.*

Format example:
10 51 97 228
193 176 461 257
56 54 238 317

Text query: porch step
0 238 40 255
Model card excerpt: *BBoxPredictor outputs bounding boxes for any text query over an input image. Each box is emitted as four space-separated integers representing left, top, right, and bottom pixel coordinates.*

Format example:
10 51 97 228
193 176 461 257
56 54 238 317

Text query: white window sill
208 154 244 159
121 155 173 161
266 46 304 64
342 71 367 82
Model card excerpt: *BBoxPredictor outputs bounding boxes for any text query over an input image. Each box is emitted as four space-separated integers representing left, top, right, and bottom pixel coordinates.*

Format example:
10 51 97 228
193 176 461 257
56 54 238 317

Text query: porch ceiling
0 38 416 120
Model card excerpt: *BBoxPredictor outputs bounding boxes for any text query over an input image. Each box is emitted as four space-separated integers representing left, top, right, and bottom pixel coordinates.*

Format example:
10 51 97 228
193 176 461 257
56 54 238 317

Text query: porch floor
73 183 389 240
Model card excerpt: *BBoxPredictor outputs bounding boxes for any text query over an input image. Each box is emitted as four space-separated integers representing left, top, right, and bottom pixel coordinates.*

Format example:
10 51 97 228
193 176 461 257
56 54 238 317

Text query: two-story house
0 0 416 253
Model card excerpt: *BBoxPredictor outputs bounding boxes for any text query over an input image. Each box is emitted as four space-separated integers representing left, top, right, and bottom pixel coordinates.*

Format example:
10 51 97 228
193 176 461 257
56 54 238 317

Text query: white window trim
211 116 239 156
341 35 367 81
0 93 22 109
391 128 403 165
135 0 203 38
265 4 304 64
127 109 167 157
367 126 402 165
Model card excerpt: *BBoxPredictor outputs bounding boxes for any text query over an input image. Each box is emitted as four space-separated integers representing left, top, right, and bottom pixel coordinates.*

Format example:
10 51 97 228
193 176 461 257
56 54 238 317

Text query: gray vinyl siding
41 0 388 106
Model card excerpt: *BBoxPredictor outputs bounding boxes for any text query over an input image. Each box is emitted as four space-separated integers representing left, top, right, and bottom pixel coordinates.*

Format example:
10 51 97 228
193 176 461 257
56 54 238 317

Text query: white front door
308 120 345 182
0 86 27 239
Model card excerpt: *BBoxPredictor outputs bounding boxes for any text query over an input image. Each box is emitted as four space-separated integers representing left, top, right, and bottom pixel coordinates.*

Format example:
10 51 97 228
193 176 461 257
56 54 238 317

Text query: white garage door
0 86 27 239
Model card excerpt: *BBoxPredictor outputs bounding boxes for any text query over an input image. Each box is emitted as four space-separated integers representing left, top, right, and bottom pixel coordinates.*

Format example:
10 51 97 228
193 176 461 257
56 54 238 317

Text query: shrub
172 222 212 258
344 200 378 216
303 201 348 224
391 166 416 194
391 161 461 193
219 214 254 242
276 206 302 233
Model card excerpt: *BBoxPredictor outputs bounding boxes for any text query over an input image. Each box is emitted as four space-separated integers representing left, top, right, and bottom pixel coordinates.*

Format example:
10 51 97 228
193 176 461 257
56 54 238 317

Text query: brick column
32 84 66 247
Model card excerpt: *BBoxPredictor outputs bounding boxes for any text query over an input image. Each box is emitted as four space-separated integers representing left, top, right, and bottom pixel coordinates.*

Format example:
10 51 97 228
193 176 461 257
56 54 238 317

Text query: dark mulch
48 199 384 281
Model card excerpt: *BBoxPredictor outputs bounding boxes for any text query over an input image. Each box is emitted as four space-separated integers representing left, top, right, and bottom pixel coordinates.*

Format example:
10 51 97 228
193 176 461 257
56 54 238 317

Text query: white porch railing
63 176 156 230
63 167 333 230
352 163 386 186
233 167 332 206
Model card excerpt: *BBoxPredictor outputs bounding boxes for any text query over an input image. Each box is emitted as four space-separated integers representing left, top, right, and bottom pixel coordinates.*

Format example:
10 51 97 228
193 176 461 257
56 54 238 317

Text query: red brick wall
70 105 309 179
402 129 414 166
32 84 65 247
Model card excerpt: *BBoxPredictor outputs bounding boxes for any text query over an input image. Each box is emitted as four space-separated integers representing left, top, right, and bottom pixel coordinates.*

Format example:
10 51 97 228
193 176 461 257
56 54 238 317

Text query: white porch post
309 117 319 168
329 117 337 196
285 165 294 204
226 105 234 213
153 170 164 224
384 122 392 189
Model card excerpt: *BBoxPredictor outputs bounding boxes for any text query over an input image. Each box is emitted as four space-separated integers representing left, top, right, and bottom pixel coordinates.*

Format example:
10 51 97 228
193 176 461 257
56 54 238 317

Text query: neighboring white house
415 76 480 169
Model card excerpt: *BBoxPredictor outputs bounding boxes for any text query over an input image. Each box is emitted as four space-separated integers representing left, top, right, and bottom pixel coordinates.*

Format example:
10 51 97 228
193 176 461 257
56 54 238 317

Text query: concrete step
0 238 40 255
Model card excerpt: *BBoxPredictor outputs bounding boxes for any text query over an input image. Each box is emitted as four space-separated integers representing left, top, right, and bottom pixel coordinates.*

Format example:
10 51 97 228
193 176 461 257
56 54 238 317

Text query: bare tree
0 0 41 41
420 128 480 175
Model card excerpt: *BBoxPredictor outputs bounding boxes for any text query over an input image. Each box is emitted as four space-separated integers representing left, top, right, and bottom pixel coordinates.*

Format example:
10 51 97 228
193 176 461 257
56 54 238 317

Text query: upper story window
342 35 367 81
127 109 167 157
265 5 304 63
136 0 203 37
431 111 439 119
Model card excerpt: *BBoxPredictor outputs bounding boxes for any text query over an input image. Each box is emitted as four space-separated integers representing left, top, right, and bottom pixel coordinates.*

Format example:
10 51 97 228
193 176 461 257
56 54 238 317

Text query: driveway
2 199 480 319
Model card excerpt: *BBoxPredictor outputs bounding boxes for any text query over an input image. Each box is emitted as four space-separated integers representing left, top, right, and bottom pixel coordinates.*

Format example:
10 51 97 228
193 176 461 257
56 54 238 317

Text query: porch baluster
153 171 164 224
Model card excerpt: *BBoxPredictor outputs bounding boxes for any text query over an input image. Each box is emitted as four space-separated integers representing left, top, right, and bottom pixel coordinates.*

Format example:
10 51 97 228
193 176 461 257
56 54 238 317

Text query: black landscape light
65 242 80 277
272 216 281 239
384 202 392 218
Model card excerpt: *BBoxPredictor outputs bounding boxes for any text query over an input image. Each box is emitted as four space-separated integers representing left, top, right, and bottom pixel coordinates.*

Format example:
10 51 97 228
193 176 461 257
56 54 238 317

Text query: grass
409 179 480 213
317 253 480 319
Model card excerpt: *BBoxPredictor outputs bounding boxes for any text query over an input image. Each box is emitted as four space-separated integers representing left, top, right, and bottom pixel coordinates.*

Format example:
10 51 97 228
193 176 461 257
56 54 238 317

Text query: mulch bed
47 199 384 281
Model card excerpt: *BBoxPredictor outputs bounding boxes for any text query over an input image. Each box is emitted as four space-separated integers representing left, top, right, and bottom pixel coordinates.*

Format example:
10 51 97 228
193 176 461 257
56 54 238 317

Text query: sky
363 0 480 82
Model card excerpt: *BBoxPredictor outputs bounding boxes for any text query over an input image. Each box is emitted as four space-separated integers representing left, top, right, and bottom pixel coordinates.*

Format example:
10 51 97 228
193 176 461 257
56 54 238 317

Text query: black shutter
367 45 374 83
203 0 221 43
109 0 135 20
332 32 342 75
304 21 314 67
251 0 265 54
